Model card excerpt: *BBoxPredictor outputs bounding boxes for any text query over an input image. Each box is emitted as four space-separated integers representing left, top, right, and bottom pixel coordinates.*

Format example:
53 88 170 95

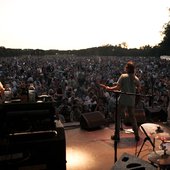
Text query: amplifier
0 102 66 170
0 102 57 134
0 127 66 170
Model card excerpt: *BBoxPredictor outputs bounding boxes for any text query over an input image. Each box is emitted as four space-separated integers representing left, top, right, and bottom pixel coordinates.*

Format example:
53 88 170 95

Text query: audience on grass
0 55 169 122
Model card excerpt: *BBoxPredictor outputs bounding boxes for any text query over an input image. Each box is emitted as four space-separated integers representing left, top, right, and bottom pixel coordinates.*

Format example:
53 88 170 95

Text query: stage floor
65 122 170 170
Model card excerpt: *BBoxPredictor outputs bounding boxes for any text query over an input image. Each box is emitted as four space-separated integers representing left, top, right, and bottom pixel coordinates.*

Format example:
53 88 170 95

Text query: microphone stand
111 91 151 163
112 90 132 163
113 91 120 163
99 84 122 163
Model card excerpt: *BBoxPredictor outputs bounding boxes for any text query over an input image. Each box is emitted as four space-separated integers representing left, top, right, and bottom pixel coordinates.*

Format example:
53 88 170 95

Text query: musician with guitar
100 61 141 141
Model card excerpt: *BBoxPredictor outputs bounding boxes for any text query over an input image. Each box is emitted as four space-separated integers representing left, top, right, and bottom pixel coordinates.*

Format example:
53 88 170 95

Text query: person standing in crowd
100 61 141 141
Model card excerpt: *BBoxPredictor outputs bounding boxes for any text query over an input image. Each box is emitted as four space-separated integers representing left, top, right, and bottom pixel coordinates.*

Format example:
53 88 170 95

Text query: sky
0 0 170 50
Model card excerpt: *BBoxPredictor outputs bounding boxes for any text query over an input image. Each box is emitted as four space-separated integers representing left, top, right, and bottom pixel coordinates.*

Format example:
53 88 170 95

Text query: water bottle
28 83 36 102
4 84 12 103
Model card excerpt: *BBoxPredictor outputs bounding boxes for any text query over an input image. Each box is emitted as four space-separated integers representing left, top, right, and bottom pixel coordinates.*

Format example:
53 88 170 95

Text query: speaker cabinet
80 111 106 130
114 153 156 170
144 107 167 122
0 129 66 170
0 102 56 134
0 102 66 170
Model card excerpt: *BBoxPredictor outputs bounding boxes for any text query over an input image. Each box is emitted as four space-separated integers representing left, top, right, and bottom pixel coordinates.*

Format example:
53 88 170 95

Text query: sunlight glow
0 0 170 50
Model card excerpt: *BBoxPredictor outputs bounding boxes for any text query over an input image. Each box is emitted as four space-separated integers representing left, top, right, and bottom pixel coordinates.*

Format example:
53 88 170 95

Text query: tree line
0 43 162 58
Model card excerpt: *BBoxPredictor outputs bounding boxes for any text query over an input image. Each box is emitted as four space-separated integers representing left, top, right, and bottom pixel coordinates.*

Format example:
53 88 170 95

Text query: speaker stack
0 102 66 170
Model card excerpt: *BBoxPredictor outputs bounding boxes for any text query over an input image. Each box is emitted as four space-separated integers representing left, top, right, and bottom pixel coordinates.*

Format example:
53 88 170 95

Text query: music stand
137 125 155 157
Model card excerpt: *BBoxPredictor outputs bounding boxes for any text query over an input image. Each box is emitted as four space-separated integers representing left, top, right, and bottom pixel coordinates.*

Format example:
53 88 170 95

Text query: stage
0 101 169 169
65 122 170 170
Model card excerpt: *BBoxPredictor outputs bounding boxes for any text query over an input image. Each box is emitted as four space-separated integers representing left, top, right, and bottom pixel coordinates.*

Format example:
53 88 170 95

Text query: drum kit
140 123 170 169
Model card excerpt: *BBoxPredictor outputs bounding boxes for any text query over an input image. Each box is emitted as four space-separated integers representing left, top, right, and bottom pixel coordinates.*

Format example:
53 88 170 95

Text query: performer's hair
125 61 135 74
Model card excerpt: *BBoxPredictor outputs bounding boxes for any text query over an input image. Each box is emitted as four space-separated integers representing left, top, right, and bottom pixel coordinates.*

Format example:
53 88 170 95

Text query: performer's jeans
116 105 139 138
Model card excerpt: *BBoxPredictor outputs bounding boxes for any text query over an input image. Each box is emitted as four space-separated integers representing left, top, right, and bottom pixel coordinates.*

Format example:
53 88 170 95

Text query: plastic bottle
28 83 36 102
4 84 12 103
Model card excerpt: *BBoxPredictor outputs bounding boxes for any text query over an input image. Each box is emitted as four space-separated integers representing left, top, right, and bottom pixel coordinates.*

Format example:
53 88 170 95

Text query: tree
119 42 128 49
159 8 170 55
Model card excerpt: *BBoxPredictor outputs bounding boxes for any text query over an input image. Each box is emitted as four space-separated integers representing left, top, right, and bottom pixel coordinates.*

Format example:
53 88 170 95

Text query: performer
100 61 141 141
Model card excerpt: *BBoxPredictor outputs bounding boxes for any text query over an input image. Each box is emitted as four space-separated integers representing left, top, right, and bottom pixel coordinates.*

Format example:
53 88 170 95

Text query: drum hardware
137 123 170 157
159 138 169 157
137 125 155 157
148 149 170 169
144 123 170 169
148 139 170 169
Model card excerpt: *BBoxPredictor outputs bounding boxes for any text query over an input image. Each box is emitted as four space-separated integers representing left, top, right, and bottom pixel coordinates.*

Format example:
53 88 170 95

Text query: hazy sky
0 0 170 50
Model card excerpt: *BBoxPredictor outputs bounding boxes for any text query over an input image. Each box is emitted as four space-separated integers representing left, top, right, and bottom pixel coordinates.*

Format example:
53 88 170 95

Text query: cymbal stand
137 125 155 157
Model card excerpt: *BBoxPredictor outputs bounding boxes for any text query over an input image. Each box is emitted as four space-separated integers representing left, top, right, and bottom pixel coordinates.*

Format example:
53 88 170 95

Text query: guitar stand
137 125 155 157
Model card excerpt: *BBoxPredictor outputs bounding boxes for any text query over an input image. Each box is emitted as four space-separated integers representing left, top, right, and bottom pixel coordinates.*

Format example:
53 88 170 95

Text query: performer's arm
0 82 5 93
135 77 141 93
100 83 120 91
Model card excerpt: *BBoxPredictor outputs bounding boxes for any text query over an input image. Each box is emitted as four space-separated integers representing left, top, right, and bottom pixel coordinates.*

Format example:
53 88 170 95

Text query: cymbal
140 123 170 140
148 150 170 166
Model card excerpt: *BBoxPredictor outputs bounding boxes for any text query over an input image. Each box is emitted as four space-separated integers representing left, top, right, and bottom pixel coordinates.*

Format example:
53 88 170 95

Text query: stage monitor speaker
114 152 156 170
144 107 167 122
80 111 106 130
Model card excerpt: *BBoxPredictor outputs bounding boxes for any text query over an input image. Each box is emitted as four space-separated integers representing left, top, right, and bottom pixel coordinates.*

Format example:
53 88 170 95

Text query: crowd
0 55 169 123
